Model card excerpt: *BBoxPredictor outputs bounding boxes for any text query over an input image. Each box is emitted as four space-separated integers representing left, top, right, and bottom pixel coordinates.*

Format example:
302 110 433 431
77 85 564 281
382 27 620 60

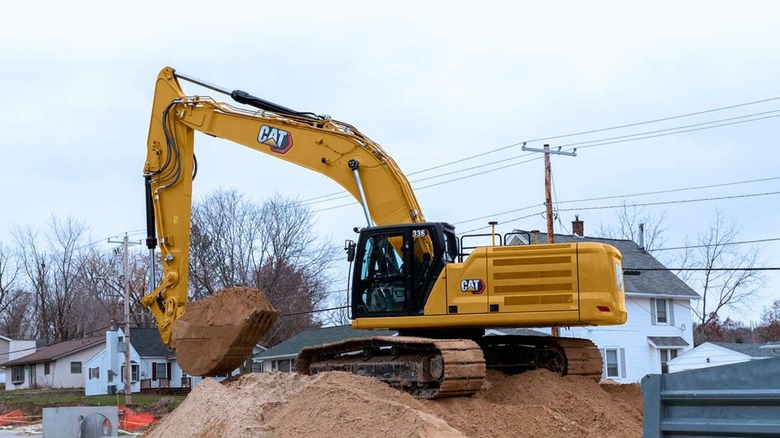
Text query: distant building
1 336 104 390
667 342 780 373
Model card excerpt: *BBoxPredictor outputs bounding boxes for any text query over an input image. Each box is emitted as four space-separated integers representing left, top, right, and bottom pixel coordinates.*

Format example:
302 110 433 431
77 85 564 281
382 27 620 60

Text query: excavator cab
351 223 457 317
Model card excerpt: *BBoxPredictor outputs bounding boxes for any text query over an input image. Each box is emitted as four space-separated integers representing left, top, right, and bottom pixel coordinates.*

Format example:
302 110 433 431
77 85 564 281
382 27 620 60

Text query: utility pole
521 143 576 337
108 233 141 405
521 143 577 244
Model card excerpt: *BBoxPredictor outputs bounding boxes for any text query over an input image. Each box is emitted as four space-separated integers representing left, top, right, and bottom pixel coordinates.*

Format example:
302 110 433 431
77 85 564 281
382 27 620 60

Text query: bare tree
189 189 266 299
188 190 339 346
756 299 780 342
0 242 22 315
14 215 93 342
0 241 35 339
689 210 765 337
597 200 668 251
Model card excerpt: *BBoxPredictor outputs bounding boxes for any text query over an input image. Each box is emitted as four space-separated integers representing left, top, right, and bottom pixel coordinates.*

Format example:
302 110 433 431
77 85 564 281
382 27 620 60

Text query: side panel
353 242 626 330
642 358 780 438
444 251 489 314
485 244 579 314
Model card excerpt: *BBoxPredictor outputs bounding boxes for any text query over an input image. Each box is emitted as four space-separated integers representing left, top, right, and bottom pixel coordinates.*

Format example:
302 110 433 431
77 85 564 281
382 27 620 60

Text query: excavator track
296 336 486 399
477 335 604 379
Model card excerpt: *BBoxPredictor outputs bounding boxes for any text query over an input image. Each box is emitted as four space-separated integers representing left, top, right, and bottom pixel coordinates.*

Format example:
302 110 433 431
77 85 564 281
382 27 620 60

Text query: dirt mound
172 286 279 376
142 370 642 438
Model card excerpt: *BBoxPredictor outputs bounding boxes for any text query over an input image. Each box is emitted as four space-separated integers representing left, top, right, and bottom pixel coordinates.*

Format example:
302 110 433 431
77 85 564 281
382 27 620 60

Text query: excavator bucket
170 286 279 376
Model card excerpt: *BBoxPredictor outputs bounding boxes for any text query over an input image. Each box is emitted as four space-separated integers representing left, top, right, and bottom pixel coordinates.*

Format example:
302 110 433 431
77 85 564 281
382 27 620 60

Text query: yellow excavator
142 66 627 398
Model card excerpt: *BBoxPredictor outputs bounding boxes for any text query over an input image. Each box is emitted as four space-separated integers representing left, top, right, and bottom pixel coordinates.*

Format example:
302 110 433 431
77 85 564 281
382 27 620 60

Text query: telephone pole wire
108 233 142 405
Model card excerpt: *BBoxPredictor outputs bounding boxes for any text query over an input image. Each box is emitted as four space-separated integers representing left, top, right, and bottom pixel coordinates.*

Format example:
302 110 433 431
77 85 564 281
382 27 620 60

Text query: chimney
572 215 584 237
638 223 645 250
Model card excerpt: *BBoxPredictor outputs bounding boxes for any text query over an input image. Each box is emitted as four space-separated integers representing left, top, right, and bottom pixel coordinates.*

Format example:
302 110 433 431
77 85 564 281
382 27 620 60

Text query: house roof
712 342 780 358
255 325 397 360
523 233 700 299
1 336 104 366
648 336 690 348
130 328 174 358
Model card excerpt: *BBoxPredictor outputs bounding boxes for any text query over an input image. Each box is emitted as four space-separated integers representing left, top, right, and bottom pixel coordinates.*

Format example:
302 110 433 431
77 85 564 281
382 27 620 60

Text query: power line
634 237 780 253
556 190 780 213
405 95 780 176
452 176 780 230
318 110 780 211
555 176 780 206
626 267 780 272
302 96 780 205
280 305 349 317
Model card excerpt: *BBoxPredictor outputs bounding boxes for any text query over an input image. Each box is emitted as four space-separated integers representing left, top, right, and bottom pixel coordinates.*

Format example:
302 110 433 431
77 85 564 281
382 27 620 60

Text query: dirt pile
142 370 642 438
171 286 279 376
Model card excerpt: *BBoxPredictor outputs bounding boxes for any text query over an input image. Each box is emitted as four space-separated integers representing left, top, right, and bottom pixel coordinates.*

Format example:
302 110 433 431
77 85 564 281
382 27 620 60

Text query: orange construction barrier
119 406 157 431
0 409 27 426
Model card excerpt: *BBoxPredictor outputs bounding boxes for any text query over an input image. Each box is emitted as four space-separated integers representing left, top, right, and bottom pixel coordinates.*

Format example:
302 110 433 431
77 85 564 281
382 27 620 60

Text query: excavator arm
141 66 425 354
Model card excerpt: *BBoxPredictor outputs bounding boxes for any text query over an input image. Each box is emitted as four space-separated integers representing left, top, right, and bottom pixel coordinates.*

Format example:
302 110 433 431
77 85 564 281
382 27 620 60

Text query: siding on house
561 297 693 381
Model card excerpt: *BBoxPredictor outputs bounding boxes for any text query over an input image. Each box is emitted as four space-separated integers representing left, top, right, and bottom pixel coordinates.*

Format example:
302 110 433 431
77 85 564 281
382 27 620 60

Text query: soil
142 370 643 438
171 286 279 376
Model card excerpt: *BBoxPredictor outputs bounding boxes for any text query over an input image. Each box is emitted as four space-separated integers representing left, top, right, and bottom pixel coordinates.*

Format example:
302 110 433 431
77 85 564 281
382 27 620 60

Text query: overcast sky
1 1 778 323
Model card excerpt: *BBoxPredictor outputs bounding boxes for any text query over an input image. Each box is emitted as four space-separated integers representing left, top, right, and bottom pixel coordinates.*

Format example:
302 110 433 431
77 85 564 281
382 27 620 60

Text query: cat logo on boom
461 279 485 295
257 126 293 154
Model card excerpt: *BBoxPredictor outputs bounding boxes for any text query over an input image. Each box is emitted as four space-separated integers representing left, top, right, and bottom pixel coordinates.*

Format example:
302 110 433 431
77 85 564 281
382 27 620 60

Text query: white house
0 335 38 383
512 219 699 382
83 328 141 396
85 327 249 396
667 342 780 373
84 327 206 396
2 336 105 390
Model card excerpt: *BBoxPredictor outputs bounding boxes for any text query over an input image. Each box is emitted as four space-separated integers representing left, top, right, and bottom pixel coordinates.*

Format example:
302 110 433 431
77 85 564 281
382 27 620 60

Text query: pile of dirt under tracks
142 369 642 438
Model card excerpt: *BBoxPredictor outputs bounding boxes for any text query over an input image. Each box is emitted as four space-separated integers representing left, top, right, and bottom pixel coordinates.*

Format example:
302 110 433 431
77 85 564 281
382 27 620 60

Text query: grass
0 388 186 408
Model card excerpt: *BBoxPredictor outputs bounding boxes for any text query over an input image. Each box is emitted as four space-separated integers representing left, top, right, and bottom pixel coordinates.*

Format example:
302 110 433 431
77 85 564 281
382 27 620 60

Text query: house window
602 348 626 378
121 364 140 382
44 363 50 375
659 349 679 374
655 299 668 323
88 367 100 379
11 366 24 383
71 361 82 374
605 349 620 378
153 362 168 380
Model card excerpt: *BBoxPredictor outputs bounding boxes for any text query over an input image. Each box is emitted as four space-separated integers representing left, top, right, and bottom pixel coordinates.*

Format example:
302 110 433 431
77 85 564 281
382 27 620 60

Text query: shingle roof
713 342 780 358
130 328 174 358
527 233 700 299
1 336 104 366
255 325 397 359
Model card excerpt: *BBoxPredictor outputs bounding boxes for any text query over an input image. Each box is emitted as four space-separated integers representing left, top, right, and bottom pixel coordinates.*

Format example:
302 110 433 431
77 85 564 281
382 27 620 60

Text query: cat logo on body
258 125 293 154
460 279 485 295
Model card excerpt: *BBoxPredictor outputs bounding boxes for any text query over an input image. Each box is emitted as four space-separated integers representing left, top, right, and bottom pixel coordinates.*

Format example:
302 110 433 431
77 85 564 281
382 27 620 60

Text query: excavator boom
142 67 426 375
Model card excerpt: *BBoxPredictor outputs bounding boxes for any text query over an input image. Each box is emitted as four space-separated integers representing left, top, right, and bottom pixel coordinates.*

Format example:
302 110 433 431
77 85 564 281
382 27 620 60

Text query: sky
1 1 778 324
